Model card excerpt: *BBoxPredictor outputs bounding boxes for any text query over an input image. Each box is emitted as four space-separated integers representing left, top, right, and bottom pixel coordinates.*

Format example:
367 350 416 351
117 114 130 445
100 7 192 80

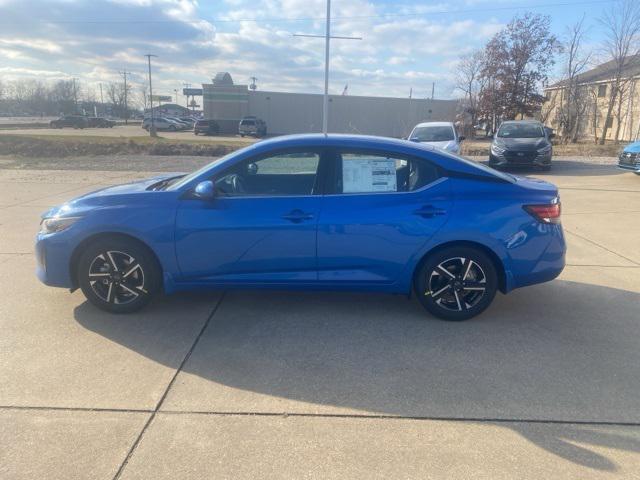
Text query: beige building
543 56 640 142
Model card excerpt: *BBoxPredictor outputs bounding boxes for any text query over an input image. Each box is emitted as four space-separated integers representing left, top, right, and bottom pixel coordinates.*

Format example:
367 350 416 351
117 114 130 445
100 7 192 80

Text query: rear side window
334 151 441 194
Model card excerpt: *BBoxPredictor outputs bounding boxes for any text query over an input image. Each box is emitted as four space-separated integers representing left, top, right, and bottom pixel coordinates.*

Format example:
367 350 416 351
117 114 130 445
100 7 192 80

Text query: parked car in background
239 116 267 137
50 115 88 129
87 117 115 128
142 117 183 131
489 120 554 171
165 117 192 130
618 141 640 175
35 134 565 321
408 121 464 154
194 119 220 136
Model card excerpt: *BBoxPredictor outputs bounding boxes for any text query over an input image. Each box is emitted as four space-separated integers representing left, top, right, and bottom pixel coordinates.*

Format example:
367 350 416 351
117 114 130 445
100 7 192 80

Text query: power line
0 0 618 25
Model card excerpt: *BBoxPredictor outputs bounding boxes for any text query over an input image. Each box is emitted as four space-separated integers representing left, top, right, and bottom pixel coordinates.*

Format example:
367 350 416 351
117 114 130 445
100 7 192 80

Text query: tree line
456 0 640 144
0 78 149 119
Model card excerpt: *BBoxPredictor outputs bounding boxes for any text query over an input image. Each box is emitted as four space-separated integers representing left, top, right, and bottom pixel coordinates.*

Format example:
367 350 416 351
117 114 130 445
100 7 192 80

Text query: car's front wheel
415 246 498 321
77 237 161 313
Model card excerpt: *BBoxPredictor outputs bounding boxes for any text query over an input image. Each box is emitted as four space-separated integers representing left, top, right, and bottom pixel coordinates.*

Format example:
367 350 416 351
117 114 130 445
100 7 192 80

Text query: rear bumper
506 223 566 291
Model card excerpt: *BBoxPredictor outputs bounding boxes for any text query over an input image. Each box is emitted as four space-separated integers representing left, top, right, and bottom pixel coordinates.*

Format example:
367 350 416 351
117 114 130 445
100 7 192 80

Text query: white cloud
0 0 506 100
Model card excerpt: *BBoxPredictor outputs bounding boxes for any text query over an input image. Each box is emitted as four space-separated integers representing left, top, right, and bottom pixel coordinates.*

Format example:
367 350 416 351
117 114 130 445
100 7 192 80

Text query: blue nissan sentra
36 134 565 321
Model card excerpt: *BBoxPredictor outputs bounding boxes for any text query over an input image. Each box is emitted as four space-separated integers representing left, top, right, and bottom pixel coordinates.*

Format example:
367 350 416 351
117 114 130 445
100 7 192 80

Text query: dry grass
0 134 246 158
461 137 623 157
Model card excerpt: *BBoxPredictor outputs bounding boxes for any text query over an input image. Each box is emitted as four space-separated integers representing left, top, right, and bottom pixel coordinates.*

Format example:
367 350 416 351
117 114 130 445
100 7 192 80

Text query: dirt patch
0 134 242 158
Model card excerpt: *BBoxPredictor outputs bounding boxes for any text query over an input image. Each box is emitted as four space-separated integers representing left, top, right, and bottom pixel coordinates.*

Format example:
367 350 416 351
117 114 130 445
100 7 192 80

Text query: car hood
42 173 184 218
494 137 549 151
623 141 640 153
415 140 458 150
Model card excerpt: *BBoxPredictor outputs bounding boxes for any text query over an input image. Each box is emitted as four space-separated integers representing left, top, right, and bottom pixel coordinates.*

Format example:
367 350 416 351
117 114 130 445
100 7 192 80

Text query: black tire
414 246 498 321
77 237 161 313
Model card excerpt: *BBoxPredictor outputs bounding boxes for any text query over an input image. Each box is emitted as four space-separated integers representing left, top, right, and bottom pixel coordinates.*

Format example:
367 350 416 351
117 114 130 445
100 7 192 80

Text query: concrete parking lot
1 159 639 479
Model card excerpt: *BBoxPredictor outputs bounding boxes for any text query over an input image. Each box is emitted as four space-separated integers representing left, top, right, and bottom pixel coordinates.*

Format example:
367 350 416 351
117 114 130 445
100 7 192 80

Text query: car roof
412 121 454 128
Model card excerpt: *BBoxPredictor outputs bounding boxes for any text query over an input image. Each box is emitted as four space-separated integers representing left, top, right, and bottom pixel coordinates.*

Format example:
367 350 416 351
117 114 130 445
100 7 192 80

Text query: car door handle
413 205 447 218
282 210 314 223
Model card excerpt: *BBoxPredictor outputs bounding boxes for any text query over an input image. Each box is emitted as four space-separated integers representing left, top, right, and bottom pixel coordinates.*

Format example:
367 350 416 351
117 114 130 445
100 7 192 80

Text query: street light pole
145 54 158 137
293 0 361 134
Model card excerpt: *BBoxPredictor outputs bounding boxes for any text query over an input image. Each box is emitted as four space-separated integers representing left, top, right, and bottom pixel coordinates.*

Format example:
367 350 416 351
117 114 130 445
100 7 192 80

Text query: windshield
167 148 247 191
411 126 455 142
497 123 544 138
241 119 256 125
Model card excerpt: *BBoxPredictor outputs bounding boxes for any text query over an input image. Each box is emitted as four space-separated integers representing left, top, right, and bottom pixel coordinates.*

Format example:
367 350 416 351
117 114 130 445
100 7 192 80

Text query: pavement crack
111 292 226 480
563 228 640 266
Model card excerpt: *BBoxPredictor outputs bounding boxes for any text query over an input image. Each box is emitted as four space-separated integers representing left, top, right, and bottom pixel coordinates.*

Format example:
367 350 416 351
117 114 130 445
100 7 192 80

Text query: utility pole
174 89 178 103
145 54 158 137
294 0 361 134
183 83 191 109
431 82 435 100
99 83 104 116
119 71 132 124
72 78 78 113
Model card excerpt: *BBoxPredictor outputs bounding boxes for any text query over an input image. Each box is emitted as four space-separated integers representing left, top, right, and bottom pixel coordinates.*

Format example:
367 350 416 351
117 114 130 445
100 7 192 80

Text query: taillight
524 203 561 224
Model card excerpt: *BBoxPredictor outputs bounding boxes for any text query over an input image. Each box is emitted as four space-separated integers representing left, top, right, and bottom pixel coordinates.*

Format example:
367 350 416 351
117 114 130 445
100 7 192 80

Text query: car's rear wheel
77 237 161 313
415 246 498 321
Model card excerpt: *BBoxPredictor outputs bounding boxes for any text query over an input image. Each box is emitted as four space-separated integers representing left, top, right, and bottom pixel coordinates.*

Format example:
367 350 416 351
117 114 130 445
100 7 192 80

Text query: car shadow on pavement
74 279 640 471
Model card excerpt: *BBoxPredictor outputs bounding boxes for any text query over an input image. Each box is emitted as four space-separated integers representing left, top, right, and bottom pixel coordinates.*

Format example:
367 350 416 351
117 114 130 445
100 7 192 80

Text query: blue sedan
36 134 565 321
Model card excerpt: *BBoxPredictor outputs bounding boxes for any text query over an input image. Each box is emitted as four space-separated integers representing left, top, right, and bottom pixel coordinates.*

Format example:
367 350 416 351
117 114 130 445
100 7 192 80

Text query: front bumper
490 150 552 167
35 232 76 289
618 152 640 172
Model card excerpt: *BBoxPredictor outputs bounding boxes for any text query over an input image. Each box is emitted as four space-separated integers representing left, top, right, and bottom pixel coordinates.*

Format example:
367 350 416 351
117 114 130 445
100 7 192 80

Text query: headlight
491 144 505 155
537 144 552 154
40 216 80 234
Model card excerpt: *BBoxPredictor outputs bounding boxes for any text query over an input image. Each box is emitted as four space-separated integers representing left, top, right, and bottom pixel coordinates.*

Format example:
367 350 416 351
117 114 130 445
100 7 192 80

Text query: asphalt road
1 161 640 479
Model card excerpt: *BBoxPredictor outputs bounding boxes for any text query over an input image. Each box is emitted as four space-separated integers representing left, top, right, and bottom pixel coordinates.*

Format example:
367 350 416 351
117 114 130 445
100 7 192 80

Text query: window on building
597 84 607 97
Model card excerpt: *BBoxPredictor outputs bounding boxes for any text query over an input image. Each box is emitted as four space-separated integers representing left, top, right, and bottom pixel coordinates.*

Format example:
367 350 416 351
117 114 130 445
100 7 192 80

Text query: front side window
215 151 320 196
411 126 455 142
335 151 440 194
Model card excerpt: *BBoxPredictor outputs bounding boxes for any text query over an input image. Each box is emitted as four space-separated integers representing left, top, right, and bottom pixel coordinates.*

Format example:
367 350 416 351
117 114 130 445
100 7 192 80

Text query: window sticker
342 158 397 193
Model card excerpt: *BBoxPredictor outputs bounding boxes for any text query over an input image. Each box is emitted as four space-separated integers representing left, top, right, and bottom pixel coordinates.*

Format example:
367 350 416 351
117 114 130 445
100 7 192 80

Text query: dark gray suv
489 120 554 171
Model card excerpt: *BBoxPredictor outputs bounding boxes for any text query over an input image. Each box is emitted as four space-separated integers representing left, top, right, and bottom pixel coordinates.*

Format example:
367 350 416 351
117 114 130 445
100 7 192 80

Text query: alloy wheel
88 250 147 305
426 257 487 312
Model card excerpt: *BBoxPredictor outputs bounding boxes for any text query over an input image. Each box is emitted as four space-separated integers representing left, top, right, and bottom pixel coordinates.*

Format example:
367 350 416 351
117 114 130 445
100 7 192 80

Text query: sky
0 0 622 105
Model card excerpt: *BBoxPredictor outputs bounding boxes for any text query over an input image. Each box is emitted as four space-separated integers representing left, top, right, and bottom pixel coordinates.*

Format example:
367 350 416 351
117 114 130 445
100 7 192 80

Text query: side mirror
193 180 215 201
247 163 258 175
458 135 465 142
409 137 421 143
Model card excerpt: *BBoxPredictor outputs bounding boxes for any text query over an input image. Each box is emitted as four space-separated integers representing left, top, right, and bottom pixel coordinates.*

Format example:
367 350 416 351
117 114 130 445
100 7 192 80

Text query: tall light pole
294 0 361 134
145 54 158 137
119 70 131 124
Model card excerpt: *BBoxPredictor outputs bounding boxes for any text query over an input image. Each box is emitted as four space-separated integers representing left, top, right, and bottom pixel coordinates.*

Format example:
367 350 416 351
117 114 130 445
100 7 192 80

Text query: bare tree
106 81 132 119
455 50 485 137
597 0 640 144
558 16 592 143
